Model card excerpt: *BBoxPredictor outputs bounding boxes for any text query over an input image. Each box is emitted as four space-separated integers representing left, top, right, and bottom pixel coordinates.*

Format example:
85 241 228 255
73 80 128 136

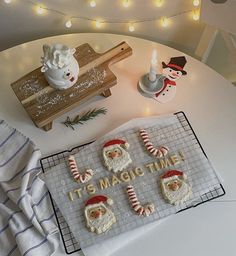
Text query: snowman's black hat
162 56 187 75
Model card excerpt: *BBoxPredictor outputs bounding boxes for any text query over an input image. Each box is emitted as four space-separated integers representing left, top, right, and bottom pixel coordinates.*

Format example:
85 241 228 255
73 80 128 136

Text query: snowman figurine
153 56 187 103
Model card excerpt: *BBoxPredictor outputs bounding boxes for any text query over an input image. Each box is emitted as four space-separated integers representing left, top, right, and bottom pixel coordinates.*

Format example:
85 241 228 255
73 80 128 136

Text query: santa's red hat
161 170 187 180
85 195 113 207
103 139 129 149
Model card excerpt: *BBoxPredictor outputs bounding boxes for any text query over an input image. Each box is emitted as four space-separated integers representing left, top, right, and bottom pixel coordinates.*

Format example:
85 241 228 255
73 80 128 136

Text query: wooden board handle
103 41 133 66
79 41 132 75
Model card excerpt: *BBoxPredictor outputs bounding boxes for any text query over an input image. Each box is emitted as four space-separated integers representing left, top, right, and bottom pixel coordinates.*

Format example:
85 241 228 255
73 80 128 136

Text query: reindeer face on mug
41 43 79 90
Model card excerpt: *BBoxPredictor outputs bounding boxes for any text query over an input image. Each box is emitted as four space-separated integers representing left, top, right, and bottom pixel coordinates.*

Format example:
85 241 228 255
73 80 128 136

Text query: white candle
148 49 157 82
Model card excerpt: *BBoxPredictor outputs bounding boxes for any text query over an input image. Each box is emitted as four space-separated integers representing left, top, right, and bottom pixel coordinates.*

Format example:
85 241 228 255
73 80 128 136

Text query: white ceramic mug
41 43 79 90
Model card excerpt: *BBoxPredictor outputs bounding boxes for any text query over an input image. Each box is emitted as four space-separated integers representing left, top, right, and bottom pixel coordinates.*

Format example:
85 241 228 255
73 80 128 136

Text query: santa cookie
160 170 192 205
103 139 132 173
84 195 116 234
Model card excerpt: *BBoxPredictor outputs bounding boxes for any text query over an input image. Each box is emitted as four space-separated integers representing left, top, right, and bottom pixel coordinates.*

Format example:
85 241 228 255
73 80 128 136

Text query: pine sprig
62 107 107 130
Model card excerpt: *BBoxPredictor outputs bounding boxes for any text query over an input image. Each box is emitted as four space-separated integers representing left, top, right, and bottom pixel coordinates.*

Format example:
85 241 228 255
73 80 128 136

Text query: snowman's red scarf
155 78 176 98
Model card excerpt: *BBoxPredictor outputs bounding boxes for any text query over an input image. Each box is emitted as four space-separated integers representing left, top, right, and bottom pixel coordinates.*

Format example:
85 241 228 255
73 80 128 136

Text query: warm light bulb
192 10 200 21
128 24 135 32
161 17 169 27
95 20 102 28
123 0 130 8
90 0 96 7
155 0 163 7
4 0 12 4
193 0 200 7
36 6 44 15
65 20 72 28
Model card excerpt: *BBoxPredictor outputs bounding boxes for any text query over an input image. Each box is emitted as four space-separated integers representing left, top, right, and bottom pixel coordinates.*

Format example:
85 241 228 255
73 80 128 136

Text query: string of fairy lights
3 0 201 32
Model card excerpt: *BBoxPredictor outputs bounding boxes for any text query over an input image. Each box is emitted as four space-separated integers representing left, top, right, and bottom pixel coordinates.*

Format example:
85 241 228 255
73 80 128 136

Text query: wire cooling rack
40 143 91 254
40 111 225 254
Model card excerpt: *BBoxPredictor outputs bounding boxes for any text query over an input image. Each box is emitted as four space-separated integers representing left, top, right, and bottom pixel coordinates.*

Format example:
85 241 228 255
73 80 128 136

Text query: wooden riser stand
11 41 132 131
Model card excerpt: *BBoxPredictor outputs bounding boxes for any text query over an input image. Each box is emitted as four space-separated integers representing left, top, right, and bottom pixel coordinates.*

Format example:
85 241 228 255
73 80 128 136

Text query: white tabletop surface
0 33 236 256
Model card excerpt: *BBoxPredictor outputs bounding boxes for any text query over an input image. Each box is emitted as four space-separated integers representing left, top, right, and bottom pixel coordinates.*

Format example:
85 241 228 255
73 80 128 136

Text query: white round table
0 33 236 256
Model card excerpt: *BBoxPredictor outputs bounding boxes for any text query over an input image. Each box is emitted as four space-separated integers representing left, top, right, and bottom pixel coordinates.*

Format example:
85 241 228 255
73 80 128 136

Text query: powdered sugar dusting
19 67 107 118
19 75 44 97
35 92 66 117
65 67 107 100
75 67 107 91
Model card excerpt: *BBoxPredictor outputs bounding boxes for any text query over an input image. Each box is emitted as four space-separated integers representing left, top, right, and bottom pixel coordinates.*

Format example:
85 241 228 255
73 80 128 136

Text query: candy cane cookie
139 129 169 158
68 155 94 183
126 185 155 217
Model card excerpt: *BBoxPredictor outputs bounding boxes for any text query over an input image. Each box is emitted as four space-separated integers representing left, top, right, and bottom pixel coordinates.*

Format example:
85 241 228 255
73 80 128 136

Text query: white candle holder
138 73 165 97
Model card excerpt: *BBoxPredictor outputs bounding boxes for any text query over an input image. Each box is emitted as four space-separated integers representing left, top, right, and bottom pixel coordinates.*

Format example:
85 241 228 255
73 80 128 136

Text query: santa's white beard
162 181 192 205
86 208 116 234
104 146 132 173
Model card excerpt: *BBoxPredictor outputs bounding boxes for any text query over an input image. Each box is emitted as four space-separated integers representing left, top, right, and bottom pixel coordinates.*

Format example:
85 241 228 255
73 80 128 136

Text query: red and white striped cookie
139 129 169 158
126 185 155 217
68 155 94 183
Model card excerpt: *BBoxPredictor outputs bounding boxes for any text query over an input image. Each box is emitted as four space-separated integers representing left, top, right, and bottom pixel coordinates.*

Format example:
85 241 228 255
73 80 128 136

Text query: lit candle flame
151 49 157 64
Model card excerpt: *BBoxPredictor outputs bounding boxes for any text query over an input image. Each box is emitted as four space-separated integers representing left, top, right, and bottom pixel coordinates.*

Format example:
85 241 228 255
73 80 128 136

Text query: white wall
1 0 235 83
0 0 205 55
201 0 236 35
200 0 236 83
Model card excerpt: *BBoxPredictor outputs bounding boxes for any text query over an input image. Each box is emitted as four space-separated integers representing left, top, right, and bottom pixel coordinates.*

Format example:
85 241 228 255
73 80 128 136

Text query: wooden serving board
11 41 132 131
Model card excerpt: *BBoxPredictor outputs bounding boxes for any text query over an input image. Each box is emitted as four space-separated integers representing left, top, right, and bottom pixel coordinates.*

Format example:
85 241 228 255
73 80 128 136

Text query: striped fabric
0 120 60 256
0 120 165 256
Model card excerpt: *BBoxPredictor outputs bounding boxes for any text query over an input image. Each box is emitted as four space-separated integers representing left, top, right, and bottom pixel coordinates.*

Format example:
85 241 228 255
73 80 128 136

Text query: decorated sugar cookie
103 139 132 173
140 129 169 158
160 170 192 205
126 185 155 217
68 155 94 183
153 56 187 103
84 195 116 234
